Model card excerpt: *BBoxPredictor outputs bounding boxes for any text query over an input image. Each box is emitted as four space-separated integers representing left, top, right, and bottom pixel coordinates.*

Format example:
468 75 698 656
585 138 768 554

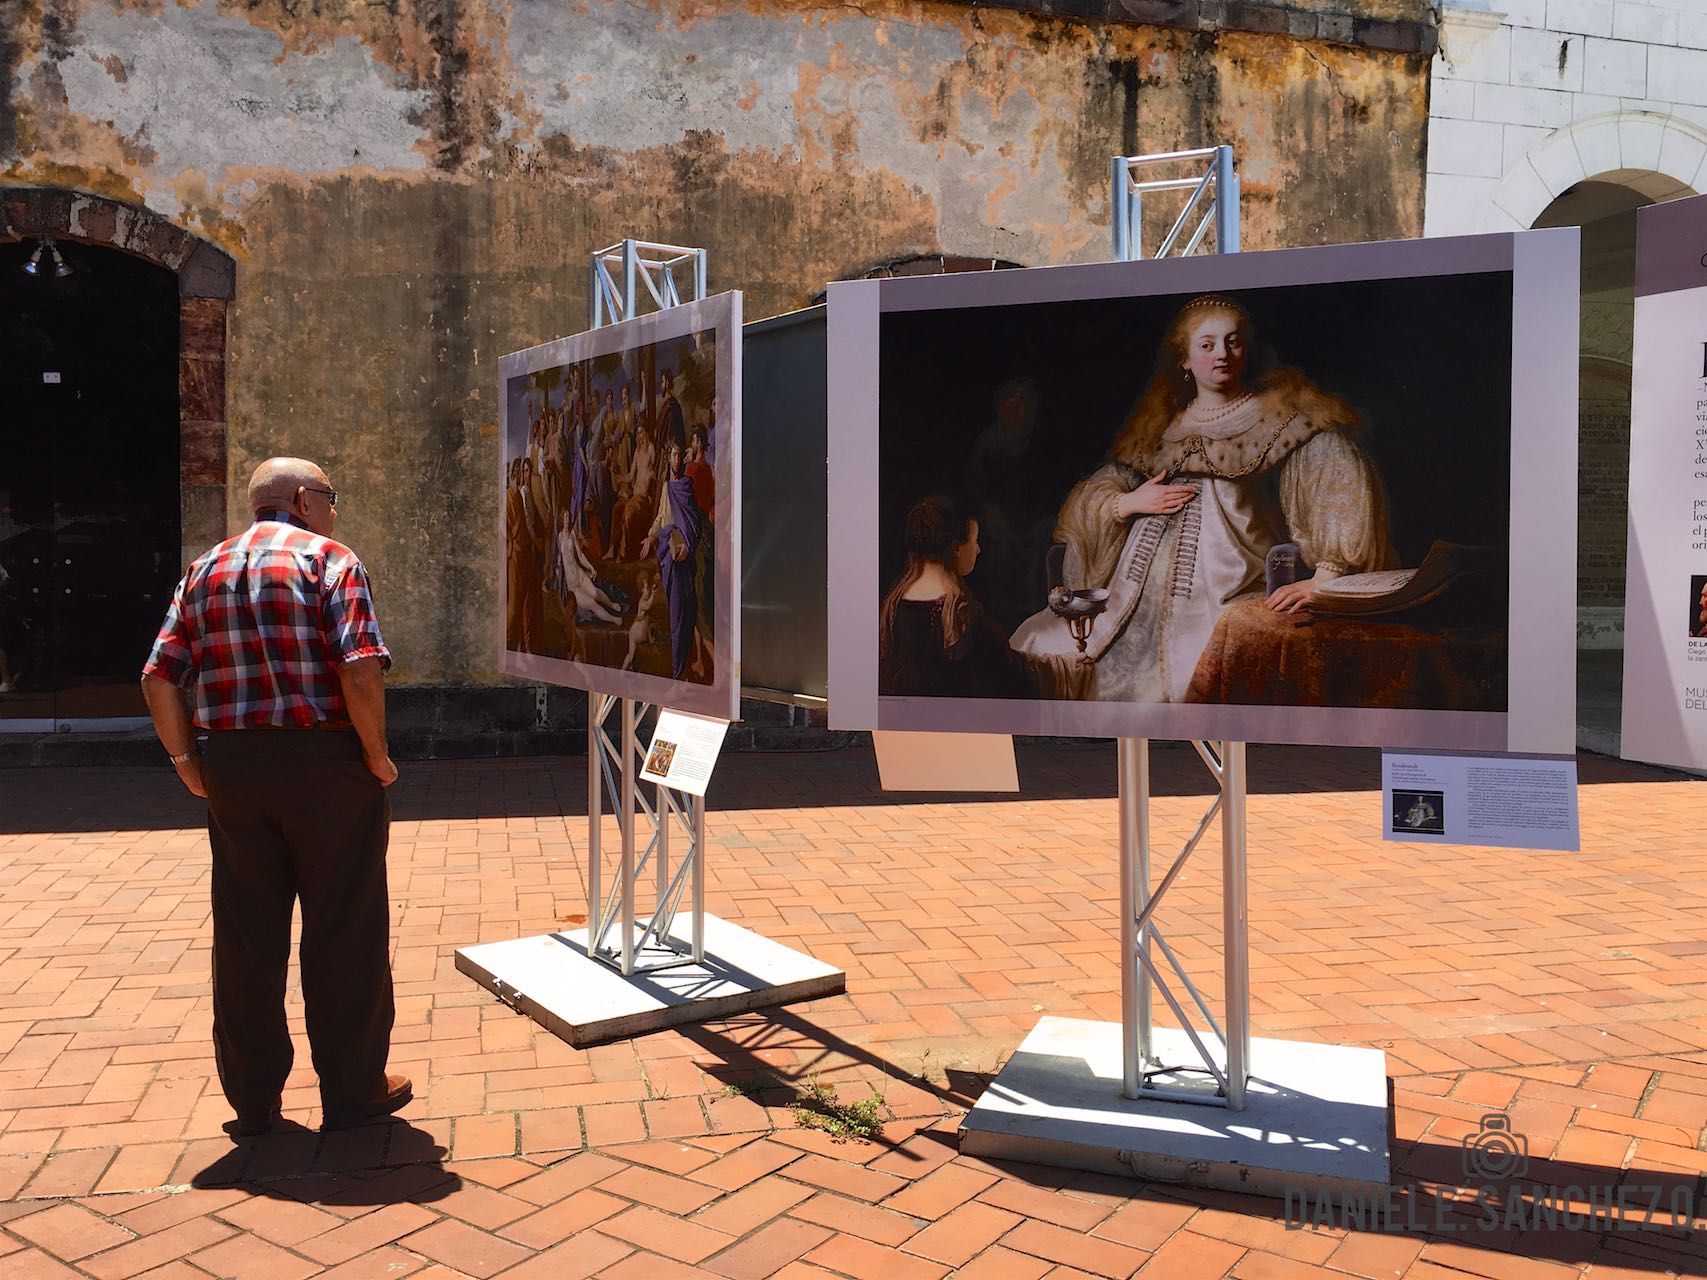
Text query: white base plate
960 1017 1391 1200
455 913 846 1047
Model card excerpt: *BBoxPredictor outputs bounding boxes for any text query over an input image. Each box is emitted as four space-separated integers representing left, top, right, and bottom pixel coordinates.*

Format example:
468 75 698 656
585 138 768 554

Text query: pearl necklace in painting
1181 389 1256 426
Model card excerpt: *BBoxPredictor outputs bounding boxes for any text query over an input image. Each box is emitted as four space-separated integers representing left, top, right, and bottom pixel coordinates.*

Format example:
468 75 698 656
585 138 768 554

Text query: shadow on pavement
186 1118 462 1207
1 741 1687 834
982 1138 1705 1274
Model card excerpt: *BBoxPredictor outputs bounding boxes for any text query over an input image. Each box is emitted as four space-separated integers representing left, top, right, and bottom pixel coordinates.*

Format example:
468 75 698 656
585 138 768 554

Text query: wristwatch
168 748 196 766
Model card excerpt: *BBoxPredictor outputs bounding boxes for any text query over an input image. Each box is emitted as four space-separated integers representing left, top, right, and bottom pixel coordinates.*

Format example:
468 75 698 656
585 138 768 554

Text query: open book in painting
1309 541 1497 618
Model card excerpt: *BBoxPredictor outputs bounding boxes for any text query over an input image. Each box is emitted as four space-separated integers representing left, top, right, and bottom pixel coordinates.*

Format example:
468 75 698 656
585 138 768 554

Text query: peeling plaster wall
2 0 1432 687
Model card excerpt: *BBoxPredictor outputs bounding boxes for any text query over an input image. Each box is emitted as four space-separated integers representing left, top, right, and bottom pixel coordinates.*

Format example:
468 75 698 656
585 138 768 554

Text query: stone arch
1477 110 1705 233
0 186 237 561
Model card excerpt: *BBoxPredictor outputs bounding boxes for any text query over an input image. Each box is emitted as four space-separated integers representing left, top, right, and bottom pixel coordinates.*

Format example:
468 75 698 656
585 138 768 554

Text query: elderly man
140 458 410 1136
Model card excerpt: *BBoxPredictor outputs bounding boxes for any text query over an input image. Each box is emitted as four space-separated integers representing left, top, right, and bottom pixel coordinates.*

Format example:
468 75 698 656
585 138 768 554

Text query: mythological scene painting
866 268 1519 739
500 293 740 719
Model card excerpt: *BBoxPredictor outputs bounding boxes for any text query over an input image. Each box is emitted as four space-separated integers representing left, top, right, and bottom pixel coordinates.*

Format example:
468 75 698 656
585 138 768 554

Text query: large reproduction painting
827 234 1579 752
500 292 741 720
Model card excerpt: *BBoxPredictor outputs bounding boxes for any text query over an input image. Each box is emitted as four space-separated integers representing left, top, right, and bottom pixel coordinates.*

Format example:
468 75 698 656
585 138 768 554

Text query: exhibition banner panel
499 292 742 720
827 233 1579 751
1620 194 1707 771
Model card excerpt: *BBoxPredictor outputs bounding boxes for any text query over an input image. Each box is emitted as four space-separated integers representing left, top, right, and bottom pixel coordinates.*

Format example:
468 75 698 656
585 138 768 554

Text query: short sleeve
323 558 393 671
142 576 197 689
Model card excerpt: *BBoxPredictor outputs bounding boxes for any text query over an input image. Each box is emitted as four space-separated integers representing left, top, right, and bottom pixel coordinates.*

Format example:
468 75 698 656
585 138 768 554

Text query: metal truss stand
591 239 708 329
1112 145 1240 260
1113 144 1248 1108
458 239 847 1041
587 239 709 977
959 147 1390 1194
586 693 705 975
1118 740 1248 1107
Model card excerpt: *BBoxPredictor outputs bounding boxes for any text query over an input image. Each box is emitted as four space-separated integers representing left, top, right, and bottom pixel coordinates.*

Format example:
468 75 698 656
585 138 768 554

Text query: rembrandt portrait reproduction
876 274 1513 713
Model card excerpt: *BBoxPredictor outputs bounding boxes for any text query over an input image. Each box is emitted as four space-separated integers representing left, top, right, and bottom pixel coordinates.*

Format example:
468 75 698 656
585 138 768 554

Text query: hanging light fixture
19 239 73 278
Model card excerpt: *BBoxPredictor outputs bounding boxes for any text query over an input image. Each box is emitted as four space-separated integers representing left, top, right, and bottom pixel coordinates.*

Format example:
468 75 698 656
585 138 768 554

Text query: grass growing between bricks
789 1074 886 1142
720 1071 888 1142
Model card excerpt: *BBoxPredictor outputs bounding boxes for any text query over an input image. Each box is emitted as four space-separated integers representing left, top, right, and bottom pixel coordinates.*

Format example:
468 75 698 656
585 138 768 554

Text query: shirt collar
254 506 310 531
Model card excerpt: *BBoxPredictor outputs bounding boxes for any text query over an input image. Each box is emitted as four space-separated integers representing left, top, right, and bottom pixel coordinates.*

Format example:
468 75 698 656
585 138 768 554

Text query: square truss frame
586 239 712 976
1111 144 1251 1109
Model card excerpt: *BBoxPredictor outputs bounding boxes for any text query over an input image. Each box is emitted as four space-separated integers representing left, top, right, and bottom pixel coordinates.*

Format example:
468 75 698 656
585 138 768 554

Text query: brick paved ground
2 742 1705 1279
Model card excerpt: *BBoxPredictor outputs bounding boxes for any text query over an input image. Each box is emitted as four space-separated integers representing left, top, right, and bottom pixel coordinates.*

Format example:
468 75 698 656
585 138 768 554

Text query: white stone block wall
1424 0 1707 238
1423 1 1707 653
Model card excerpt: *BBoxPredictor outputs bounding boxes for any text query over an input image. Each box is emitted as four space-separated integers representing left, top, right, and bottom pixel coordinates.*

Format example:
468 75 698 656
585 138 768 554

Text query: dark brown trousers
201 728 395 1120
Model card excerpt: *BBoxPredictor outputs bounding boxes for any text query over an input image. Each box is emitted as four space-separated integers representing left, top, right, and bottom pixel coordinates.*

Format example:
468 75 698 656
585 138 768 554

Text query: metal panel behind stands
739 306 828 703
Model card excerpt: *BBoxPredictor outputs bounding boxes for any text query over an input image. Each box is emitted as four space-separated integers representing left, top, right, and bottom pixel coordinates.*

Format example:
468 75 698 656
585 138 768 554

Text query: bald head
248 457 337 537
248 458 326 512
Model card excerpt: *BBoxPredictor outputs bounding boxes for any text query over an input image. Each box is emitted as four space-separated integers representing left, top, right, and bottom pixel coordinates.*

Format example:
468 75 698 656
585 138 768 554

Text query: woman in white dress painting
1012 293 1397 701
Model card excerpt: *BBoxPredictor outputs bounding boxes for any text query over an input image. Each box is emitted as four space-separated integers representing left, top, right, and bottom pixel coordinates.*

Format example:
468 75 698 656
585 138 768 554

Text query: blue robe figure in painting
641 442 712 682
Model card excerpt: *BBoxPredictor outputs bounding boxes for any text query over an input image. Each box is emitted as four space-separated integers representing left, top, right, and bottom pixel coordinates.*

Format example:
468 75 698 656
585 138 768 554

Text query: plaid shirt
142 508 391 729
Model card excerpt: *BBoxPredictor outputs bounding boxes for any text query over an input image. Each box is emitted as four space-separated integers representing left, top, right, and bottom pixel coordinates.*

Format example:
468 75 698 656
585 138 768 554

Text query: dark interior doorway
0 238 181 722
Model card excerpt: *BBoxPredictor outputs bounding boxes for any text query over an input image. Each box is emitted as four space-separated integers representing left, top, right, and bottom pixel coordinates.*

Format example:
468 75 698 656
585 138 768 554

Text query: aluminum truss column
1212 145 1241 255
692 793 706 963
622 239 639 322
1221 741 1250 1109
619 697 637 974
588 696 607 941
1118 739 1155 1099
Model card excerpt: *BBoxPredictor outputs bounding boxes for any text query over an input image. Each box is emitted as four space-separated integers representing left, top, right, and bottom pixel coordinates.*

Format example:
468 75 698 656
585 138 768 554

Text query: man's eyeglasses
300 486 338 508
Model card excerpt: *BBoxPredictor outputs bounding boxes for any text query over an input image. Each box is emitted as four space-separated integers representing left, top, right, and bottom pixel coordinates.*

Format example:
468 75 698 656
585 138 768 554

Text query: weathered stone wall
3 0 1433 693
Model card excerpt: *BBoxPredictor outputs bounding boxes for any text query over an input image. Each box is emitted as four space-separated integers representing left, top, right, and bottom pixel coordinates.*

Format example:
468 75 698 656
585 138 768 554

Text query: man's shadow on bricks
186 1117 463 1206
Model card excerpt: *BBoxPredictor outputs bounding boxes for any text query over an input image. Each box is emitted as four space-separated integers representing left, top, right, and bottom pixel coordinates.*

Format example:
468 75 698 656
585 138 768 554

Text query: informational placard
499 292 742 720
827 231 1579 753
640 709 730 797
1382 751 1578 850
1620 194 1707 771
872 730 1019 792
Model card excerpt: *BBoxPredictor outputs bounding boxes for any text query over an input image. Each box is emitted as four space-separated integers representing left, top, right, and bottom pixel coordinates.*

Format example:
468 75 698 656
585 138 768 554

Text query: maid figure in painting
880 495 1091 700
1011 293 1396 701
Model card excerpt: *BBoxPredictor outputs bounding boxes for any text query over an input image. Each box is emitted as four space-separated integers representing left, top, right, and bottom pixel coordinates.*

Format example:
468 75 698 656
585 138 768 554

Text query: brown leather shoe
322 1073 413 1130
232 1104 281 1138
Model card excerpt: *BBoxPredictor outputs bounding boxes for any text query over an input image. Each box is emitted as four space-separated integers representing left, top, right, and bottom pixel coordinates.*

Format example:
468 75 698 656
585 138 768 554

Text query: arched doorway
1532 180 1666 646
1534 179 1699 633
1527 167 1697 747
0 188 235 729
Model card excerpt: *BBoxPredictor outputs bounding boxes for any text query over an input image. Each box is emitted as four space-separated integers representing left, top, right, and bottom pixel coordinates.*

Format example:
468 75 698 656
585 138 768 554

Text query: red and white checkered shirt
142 508 392 729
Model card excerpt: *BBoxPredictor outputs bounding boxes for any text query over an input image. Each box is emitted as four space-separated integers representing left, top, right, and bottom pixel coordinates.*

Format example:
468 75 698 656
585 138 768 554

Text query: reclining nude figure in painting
1011 293 1397 701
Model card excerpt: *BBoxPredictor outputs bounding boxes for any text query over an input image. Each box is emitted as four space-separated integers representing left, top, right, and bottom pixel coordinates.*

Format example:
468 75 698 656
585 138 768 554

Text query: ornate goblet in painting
1048 586 1109 654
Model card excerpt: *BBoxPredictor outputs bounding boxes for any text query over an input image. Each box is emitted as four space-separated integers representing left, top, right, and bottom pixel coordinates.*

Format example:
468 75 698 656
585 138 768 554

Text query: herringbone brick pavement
1 743 1705 1278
